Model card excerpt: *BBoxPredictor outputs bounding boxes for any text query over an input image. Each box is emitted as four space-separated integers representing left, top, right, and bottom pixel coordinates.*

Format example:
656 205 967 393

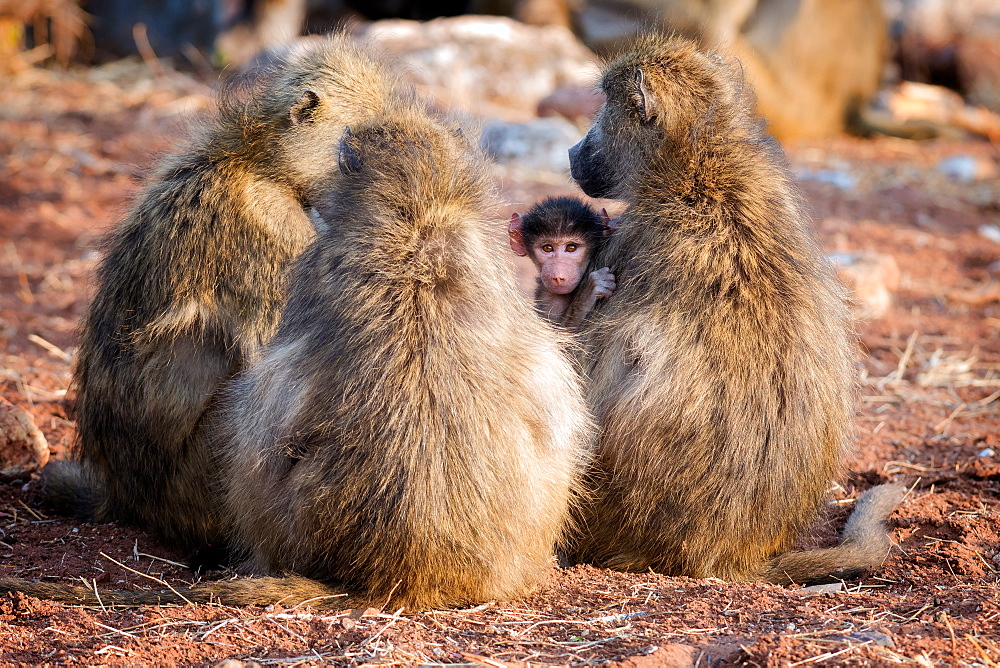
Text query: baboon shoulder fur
46 35 411 555
567 34 899 582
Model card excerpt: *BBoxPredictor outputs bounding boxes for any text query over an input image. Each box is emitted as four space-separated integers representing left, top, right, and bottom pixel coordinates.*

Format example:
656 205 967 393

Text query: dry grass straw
98 551 194 606
870 331 1000 432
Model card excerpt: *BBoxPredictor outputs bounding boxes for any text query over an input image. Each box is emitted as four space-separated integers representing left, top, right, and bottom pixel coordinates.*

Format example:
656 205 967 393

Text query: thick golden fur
207 110 592 609
44 35 413 556
566 34 899 583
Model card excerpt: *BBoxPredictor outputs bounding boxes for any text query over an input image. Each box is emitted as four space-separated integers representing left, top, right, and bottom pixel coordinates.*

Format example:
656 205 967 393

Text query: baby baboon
508 196 617 328
565 34 901 583
43 35 413 557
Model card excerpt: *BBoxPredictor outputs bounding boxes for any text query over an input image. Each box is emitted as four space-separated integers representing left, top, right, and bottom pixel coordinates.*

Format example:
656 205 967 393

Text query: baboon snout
541 261 584 295
568 137 586 181
569 127 614 199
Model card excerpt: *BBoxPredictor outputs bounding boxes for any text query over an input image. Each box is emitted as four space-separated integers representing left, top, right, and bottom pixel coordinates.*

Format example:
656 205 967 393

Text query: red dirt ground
0 60 998 667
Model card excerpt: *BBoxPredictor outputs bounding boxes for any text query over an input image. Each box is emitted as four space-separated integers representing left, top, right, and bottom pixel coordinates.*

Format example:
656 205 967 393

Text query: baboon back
218 111 592 609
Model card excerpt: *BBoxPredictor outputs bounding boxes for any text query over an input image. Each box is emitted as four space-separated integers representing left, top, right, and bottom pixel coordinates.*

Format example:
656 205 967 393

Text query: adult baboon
565 34 901 583
7 110 592 610
221 110 592 609
43 35 413 558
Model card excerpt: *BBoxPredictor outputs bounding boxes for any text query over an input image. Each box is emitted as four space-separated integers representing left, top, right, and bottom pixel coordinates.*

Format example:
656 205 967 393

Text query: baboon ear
338 127 362 175
632 69 657 123
290 90 321 126
508 213 528 256
599 207 619 236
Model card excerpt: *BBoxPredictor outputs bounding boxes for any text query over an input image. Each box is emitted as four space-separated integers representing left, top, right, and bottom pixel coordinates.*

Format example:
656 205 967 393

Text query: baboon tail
38 460 108 522
761 483 906 585
0 575 357 610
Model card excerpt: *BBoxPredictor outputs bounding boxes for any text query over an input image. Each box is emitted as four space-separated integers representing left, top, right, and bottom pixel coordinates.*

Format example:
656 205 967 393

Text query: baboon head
309 110 494 288
508 197 611 296
214 35 410 193
569 35 746 200
330 113 483 220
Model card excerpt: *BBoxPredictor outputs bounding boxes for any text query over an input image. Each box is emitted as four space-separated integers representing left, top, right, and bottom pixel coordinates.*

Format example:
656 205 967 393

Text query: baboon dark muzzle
569 131 614 200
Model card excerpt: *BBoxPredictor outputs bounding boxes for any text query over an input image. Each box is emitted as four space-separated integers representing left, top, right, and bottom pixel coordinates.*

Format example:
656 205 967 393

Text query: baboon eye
541 244 554 253
566 244 578 252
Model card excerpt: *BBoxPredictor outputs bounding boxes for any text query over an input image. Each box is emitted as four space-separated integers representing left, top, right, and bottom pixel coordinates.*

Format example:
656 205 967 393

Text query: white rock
800 582 845 595
980 225 1000 244
938 155 980 182
359 16 598 121
797 168 856 191
938 155 997 182
481 117 582 175
828 251 902 320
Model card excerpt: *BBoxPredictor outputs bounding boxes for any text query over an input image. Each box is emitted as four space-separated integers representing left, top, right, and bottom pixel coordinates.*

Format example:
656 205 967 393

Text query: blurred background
1 0 999 144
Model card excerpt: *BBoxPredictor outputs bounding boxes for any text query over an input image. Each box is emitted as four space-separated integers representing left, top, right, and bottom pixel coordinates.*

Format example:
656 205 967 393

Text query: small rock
0 397 50 477
797 168 856 191
537 85 604 124
980 225 1000 244
829 251 902 320
937 155 997 182
848 631 895 647
481 117 582 174
800 582 845 595
347 607 379 619
979 448 995 457
938 155 978 182
340 617 357 630
871 81 965 128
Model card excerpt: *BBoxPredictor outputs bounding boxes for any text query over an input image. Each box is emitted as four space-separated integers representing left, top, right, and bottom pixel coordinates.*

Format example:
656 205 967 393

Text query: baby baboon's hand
589 267 616 300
